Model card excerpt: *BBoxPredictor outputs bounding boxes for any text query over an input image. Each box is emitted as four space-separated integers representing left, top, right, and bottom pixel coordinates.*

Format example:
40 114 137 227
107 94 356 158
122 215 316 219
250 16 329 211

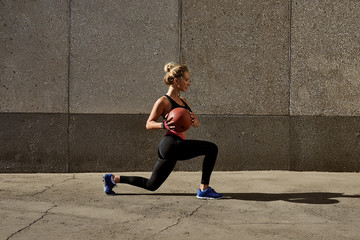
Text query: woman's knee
146 183 160 192
208 142 218 155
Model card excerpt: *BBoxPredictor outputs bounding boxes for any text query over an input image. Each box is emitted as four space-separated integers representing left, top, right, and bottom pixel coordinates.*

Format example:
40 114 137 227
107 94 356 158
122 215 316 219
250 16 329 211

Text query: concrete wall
1 0 359 173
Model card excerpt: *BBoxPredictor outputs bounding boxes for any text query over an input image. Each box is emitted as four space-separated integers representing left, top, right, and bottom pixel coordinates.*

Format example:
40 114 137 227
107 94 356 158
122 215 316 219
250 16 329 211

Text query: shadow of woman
223 192 360 204
114 192 360 205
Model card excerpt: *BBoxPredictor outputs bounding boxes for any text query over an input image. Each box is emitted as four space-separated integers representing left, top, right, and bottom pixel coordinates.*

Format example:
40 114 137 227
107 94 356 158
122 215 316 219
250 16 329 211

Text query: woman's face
176 71 191 92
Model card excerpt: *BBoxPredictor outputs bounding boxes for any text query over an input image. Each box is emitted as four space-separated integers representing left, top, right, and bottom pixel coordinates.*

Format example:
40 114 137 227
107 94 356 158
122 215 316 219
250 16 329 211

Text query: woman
103 63 223 199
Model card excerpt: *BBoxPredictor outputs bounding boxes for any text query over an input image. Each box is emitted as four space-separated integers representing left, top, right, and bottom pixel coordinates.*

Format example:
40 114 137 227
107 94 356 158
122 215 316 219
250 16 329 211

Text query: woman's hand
162 114 175 130
190 112 195 126
190 111 199 127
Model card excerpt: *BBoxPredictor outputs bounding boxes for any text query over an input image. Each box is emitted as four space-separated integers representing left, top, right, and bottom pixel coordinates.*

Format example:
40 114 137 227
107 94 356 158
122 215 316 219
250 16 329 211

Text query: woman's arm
146 98 166 130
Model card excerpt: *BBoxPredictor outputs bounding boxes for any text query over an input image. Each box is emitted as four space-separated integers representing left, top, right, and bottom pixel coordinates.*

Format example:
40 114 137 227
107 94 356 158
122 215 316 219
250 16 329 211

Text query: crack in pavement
6 205 57 240
32 174 75 196
156 204 203 236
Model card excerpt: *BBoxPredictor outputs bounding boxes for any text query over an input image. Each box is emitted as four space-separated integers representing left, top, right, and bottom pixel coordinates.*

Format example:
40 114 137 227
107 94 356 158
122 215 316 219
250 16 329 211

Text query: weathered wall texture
0 0 69 113
291 0 360 116
289 0 360 171
1 0 359 172
183 1 289 115
69 0 179 114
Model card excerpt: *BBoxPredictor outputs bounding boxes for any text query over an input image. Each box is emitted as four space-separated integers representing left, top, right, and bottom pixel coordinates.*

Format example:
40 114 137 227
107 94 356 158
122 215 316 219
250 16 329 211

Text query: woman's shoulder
158 95 169 103
154 95 171 108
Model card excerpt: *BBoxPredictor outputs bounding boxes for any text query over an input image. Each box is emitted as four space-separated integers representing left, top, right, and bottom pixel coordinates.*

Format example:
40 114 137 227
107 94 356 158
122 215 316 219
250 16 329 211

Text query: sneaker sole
196 196 223 200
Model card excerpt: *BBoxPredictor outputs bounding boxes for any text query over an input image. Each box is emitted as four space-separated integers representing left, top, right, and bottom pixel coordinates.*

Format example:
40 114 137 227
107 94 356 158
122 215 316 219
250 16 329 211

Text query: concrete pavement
1 171 359 240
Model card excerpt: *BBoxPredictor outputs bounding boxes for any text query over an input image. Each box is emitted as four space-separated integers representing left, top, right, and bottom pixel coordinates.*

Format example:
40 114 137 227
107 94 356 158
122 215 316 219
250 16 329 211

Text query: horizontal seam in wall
1 112 359 118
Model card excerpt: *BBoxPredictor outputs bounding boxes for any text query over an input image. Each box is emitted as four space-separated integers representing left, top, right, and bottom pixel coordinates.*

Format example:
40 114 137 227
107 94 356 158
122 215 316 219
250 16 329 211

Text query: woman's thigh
173 139 217 161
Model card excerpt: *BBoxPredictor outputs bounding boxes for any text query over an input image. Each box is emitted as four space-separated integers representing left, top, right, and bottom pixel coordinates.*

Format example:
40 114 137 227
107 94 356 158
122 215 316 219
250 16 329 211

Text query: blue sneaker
103 174 116 195
196 187 223 199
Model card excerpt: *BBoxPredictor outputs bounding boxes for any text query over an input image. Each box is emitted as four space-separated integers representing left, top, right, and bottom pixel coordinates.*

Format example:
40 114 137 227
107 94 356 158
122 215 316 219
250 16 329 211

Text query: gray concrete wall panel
69 114 163 172
70 0 179 114
290 116 360 171
0 0 69 113
0 114 68 172
186 115 290 171
182 0 290 115
291 1 360 116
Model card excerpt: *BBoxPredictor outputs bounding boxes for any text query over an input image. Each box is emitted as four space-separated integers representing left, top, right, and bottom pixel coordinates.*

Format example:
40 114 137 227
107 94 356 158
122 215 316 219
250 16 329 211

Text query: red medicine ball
167 108 192 132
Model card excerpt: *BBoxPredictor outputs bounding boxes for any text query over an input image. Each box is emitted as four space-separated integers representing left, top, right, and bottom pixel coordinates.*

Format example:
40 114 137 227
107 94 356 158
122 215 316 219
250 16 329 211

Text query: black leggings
120 135 218 191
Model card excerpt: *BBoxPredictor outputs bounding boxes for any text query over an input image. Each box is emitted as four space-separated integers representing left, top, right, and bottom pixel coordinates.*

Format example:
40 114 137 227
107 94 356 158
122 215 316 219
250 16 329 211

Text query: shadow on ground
112 192 360 204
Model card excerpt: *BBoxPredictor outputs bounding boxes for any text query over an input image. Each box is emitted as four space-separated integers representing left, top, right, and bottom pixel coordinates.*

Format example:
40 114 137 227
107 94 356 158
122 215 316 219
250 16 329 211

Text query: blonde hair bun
164 62 177 73
163 62 189 86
